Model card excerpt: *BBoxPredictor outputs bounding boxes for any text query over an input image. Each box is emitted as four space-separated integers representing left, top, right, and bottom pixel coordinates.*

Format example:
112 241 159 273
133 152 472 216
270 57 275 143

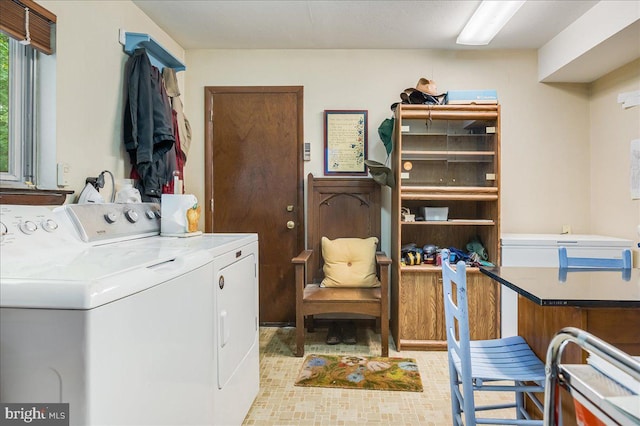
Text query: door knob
286 220 295 229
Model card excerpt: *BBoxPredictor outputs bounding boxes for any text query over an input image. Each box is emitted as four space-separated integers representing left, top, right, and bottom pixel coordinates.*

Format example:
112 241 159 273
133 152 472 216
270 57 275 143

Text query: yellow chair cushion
321 236 381 288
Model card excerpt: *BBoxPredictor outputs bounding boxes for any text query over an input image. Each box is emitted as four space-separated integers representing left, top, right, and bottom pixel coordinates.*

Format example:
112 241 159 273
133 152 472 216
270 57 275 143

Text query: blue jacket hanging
123 48 175 200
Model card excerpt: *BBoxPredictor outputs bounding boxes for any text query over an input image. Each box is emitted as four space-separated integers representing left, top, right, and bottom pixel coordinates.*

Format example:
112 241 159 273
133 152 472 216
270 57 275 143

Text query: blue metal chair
558 247 632 269
441 249 546 425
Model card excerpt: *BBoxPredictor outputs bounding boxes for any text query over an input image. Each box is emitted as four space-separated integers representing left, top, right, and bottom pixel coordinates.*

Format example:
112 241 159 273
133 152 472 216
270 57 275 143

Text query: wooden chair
441 249 546 425
292 174 391 357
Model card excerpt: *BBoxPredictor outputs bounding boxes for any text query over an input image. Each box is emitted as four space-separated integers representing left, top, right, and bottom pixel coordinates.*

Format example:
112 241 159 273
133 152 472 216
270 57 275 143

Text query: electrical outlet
57 163 70 186
562 224 571 234
119 28 127 45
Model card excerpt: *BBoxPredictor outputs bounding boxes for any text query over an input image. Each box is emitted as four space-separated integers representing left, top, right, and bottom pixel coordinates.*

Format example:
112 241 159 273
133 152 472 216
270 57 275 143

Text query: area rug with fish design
294 354 423 392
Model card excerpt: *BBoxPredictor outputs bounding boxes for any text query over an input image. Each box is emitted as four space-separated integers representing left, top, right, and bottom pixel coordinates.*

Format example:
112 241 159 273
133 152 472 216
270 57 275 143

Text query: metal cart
544 327 640 425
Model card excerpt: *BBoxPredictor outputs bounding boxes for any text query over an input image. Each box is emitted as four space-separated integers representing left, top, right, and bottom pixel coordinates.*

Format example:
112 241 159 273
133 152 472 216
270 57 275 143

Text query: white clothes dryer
128 234 260 426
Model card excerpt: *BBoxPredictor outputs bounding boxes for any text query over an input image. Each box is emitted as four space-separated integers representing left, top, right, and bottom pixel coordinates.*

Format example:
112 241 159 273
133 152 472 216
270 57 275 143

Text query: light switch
303 142 311 161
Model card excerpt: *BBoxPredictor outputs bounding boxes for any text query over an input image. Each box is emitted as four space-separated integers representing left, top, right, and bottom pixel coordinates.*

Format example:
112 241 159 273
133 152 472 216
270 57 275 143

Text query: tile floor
242 326 514 425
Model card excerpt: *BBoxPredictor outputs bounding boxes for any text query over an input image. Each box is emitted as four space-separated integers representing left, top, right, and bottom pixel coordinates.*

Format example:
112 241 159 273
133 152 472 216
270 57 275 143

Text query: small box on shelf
421 207 448 221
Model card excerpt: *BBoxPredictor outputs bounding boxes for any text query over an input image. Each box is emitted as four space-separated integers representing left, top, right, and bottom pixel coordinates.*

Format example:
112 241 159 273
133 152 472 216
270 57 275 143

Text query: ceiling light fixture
457 0 526 46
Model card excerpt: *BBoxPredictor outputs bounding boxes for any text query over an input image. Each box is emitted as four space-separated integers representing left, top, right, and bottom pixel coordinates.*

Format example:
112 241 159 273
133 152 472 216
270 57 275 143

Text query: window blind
0 0 56 55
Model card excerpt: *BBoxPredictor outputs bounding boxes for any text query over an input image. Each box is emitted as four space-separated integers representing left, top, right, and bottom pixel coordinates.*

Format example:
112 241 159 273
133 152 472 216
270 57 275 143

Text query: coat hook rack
122 31 186 72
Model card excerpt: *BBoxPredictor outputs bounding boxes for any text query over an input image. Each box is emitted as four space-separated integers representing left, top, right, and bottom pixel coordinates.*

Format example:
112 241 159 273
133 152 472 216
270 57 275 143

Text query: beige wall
37 0 638 256
589 58 640 245
185 49 593 252
38 0 185 200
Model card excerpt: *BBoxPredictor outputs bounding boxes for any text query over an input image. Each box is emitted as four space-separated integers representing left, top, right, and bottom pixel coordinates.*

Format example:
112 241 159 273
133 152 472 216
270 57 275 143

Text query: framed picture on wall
324 110 368 175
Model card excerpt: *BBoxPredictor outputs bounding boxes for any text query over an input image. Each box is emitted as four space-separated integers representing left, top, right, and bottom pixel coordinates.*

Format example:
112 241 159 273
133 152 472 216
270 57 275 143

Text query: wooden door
204 86 303 324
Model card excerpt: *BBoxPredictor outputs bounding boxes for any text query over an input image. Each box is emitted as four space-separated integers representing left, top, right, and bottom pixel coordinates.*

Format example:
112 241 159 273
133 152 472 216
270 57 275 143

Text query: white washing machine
500 233 633 337
0 203 259 426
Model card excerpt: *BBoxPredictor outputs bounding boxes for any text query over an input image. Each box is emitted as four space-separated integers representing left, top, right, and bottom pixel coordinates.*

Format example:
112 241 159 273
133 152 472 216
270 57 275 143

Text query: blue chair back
442 249 546 425
558 247 632 269
441 249 475 424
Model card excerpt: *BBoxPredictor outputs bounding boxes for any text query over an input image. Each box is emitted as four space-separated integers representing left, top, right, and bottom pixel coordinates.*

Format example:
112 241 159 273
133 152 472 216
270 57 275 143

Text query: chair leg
380 319 389 357
296 315 305 357
449 368 464 426
515 386 524 419
306 315 315 332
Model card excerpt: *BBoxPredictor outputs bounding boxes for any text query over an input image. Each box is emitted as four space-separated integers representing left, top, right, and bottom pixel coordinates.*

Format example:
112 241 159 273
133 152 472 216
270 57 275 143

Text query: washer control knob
145 210 155 220
125 210 139 223
41 218 59 232
19 220 38 234
104 212 118 224
0 222 7 237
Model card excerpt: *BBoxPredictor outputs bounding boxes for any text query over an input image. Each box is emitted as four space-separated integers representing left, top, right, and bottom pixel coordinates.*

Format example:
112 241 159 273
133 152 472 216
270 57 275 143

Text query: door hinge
210 198 214 211
209 109 213 122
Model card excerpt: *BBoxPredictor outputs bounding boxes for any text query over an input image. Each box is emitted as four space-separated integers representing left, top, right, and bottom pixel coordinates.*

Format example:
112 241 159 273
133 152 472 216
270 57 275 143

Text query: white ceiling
132 0 640 82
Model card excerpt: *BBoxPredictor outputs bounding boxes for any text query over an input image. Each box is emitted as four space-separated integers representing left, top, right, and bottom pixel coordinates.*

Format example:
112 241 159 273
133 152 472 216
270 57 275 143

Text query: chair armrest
293 250 314 296
376 252 391 291
375 251 392 266
292 249 313 264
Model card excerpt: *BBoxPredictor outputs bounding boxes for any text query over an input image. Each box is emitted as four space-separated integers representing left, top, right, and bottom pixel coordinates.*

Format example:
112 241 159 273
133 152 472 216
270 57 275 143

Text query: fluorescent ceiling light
457 0 526 46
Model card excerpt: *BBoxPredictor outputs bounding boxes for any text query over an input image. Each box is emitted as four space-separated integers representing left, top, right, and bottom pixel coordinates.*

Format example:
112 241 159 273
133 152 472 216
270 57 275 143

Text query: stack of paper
587 354 640 394
606 395 640 420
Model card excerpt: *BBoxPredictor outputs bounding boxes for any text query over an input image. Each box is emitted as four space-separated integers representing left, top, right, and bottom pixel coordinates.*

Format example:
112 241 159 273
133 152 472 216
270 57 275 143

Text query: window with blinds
0 0 56 55
0 0 56 188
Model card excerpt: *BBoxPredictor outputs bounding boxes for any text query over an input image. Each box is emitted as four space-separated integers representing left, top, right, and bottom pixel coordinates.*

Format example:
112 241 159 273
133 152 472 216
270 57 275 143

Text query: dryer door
215 249 258 389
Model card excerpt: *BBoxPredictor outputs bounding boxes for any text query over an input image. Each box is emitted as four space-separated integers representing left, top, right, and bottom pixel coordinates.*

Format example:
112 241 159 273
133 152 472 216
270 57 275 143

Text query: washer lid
501 233 633 248
0 246 212 309
125 233 258 257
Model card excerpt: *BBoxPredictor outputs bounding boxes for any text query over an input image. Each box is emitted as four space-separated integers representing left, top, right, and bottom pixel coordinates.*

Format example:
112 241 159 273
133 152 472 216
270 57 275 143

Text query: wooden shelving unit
390 104 502 351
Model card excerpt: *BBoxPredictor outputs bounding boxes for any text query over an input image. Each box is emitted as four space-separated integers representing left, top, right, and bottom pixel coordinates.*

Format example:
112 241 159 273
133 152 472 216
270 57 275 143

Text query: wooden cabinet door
395 270 499 350
397 271 446 350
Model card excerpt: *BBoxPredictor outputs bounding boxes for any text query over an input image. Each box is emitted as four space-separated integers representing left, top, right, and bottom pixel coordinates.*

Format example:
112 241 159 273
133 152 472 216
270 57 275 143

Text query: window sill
0 187 74 206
